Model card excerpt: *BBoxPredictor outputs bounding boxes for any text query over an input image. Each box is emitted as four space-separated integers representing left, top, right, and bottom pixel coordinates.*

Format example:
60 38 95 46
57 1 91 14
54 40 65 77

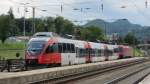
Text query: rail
106 66 150 84
29 58 149 84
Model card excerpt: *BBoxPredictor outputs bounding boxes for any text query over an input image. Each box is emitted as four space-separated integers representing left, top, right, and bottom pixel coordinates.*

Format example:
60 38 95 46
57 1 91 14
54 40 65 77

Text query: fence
0 59 26 72
0 49 26 72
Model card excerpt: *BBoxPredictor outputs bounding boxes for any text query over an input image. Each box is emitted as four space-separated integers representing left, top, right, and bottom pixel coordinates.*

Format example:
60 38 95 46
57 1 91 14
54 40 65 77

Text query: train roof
33 32 60 37
107 44 118 50
29 37 50 42
89 42 105 49
29 32 125 49
29 35 118 49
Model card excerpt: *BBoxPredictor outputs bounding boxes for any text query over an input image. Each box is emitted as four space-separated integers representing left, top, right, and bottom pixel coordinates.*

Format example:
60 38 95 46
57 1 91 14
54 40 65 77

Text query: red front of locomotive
25 40 46 65
25 37 61 66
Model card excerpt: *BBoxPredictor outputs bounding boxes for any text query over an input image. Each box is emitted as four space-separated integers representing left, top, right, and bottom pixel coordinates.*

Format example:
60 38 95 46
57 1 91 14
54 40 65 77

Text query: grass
0 42 26 59
134 48 144 57
0 50 25 59
0 42 26 50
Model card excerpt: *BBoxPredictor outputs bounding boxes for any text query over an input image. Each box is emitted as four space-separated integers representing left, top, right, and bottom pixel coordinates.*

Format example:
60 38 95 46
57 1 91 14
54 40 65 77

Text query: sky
1 0 150 26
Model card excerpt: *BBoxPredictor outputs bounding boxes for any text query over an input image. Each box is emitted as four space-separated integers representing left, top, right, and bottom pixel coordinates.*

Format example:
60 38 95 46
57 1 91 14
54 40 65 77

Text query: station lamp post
20 3 29 36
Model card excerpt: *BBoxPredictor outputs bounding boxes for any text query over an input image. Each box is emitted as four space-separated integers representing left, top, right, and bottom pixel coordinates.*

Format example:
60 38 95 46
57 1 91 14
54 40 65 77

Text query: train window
93 49 96 56
46 45 54 53
98 49 101 56
71 44 75 53
53 43 58 52
118 47 123 52
86 48 90 56
78 48 85 57
107 50 113 56
58 43 62 53
104 48 109 56
101 50 104 56
83 49 86 56
76 47 80 57
114 48 118 53
79 49 83 57
68 44 72 53
62 43 67 53
46 43 58 53
90 49 95 56
62 43 73 53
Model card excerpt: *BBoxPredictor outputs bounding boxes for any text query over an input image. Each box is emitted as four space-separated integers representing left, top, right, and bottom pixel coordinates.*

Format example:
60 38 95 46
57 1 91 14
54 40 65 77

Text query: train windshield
27 41 45 55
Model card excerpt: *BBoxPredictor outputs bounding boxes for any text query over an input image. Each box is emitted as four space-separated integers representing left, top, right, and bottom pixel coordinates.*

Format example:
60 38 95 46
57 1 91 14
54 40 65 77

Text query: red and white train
25 32 133 66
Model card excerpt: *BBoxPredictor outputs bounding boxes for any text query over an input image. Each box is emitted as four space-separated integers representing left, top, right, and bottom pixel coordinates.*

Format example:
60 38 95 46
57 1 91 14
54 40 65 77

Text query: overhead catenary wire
127 0 150 21
8 0 150 26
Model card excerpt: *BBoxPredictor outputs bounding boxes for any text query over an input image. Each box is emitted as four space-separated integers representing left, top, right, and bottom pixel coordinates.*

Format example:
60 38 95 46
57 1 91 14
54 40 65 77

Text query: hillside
84 19 150 39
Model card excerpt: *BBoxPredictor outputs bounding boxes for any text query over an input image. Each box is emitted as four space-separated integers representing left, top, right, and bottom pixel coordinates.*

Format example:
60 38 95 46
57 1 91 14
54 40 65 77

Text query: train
25 32 133 67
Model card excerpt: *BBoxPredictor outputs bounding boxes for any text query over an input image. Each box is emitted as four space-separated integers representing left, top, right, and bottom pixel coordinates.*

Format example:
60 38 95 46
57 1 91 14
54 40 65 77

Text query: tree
0 15 10 43
46 17 55 32
117 36 124 44
54 16 64 35
8 7 19 36
36 20 45 32
81 26 104 41
124 32 138 45
62 19 74 35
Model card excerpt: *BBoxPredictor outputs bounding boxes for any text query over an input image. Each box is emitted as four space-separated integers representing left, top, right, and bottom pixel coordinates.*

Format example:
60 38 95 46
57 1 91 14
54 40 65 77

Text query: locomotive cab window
46 43 58 53
46 45 53 53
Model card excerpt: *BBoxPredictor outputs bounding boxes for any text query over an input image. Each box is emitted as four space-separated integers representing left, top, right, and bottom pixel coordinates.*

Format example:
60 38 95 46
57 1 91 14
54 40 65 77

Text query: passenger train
25 32 133 66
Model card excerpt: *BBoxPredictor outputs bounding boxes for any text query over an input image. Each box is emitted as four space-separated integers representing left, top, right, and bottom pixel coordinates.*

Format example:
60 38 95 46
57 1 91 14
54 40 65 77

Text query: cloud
0 0 150 26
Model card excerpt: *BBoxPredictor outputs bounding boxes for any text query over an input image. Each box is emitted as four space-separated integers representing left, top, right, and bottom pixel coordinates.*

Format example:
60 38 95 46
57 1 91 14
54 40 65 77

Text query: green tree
0 15 10 43
62 19 74 35
117 36 124 44
8 7 19 36
81 26 104 41
35 18 46 32
54 16 64 34
46 17 55 32
124 32 138 45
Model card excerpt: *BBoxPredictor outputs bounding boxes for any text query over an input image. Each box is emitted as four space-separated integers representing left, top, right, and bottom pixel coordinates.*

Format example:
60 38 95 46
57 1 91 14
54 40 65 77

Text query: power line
129 0 150 21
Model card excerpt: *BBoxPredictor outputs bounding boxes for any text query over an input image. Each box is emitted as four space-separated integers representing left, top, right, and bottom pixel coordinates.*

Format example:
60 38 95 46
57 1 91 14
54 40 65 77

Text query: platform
0 57 145 84
139 74 150 84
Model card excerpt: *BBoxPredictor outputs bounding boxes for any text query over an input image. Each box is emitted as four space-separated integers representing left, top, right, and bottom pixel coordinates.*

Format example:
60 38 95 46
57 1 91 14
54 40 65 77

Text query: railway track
29 58 150 84
106 64 150 84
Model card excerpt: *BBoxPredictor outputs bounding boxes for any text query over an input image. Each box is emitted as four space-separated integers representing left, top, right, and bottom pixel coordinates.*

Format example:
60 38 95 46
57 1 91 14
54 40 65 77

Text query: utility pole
20 3 29 36
32 7 35 34
23 7 26 36
104 21 107 41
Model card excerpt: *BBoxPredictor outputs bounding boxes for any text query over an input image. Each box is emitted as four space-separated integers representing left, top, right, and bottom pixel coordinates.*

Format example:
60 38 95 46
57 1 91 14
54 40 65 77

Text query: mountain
84 19 150 40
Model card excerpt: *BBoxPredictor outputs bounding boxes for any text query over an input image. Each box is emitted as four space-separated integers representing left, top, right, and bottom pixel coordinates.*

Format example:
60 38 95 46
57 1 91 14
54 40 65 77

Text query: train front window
27 41 45 55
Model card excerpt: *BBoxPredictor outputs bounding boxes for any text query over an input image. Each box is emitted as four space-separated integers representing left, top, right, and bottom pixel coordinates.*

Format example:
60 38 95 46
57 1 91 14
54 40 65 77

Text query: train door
104 45 109 61
84 42 92 63
61 43 76 66
41 43 61 65
86 48 92 63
